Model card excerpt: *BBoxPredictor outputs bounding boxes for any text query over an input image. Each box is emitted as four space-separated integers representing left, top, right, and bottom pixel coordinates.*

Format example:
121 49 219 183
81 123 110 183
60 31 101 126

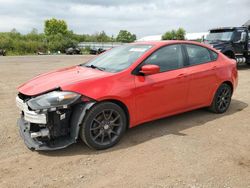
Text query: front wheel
80 102 127 150
209 83 232 113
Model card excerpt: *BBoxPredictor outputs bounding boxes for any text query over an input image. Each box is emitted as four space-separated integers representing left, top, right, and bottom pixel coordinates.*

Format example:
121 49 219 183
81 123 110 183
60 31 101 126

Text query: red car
16 41 238 150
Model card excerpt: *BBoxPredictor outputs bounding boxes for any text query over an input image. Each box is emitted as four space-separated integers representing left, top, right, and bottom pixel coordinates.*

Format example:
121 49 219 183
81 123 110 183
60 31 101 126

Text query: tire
246 58 250 65
209 83 232 114
80 102 127 150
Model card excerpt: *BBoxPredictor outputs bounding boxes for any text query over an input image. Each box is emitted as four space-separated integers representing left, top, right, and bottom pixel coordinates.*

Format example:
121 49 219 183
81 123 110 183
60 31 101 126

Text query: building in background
78 42 123 50
78 42 125 54
137 32 209 42
78 32 210 52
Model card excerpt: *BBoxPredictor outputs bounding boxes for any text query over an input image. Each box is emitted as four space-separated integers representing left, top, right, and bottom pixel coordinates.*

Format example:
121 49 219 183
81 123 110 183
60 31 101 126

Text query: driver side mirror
140 64 160 75
240 32 247 42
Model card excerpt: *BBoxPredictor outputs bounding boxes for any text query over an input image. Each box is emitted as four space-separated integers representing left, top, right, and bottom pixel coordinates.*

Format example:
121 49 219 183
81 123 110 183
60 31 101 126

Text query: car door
183 44 219 107
232 29 247 55
133 44 189 123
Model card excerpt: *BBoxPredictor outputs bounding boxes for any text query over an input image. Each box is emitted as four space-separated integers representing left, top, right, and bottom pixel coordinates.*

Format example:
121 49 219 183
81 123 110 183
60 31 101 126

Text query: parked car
65 47 81 55
0 49 6 56
89 48 106 55
205 24 250 64
16 41 238 151
37 51 46 55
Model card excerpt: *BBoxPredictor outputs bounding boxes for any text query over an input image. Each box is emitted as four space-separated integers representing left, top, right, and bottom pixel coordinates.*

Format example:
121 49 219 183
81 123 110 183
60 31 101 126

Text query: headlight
27 91 81 110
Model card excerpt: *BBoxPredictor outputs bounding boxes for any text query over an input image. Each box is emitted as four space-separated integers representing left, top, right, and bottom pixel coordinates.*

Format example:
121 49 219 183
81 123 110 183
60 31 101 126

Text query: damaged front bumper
16 96 47 124
17 118 75 150
16 95 94 151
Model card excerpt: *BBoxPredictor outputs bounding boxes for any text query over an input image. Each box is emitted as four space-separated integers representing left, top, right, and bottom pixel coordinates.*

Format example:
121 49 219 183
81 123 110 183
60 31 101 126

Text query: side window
185 44 211 65
233 31 242 42
144 44 184 72
210 50 218 61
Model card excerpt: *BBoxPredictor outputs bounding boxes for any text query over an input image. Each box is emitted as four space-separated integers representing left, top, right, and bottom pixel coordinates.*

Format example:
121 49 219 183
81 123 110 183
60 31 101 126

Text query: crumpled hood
18 65 112 96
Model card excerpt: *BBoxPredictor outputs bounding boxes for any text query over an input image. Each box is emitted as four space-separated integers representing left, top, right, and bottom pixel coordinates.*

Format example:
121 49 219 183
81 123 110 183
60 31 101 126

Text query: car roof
133 40 212 49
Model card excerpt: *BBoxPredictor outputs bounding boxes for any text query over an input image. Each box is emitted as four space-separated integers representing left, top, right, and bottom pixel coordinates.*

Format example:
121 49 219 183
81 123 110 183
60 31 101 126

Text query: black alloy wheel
80 102 127 150
209 83 232 113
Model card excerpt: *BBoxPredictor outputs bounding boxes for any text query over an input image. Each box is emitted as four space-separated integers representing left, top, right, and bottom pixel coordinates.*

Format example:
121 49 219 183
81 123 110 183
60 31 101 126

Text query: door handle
177 73 187 78
211 66 217 70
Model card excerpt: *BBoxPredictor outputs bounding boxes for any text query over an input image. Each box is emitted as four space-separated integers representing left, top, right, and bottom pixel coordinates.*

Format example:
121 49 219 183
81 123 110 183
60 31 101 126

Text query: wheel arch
210 80 234 106
100 99 130 129
222 80 234 92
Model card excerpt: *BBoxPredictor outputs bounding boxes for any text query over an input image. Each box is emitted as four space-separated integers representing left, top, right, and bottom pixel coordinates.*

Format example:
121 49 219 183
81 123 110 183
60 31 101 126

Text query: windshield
83 44 153 73
206 31 233 42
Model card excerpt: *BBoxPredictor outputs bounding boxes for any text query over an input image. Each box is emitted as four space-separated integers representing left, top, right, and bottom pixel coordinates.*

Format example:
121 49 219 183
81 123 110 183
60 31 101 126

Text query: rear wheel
80 102 127 150
209 83 232 113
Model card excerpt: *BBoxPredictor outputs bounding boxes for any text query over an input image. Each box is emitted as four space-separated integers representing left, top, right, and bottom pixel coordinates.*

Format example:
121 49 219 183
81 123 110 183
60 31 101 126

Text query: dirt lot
0 55 249 188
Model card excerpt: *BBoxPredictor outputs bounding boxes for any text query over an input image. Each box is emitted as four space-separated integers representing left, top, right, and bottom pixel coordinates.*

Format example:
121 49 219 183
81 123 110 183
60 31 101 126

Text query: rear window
185 44 211 65
210 50 218 61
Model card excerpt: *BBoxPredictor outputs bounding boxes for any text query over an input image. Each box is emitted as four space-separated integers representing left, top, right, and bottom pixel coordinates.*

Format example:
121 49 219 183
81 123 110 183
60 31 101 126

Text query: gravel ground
0 55 249 188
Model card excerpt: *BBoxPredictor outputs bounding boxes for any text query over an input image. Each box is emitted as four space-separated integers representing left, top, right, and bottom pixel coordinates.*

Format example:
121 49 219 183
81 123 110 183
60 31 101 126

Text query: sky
0 0 249 38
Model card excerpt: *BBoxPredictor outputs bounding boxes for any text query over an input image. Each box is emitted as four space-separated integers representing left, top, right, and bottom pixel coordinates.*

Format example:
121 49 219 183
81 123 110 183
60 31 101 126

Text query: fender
70 102 95 141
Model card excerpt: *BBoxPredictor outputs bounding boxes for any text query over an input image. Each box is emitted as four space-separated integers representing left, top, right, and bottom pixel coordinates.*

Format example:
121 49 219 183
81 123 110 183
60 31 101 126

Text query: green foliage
94 31 110 42
196 39 203 43
44 18 68 36
0 29 47 55
47 34 74 52
175 28 186 40
81 46 91 54
43 18 75 52
162 28 186 40
162 30 176 40
116 30 136 43
0 18 138 55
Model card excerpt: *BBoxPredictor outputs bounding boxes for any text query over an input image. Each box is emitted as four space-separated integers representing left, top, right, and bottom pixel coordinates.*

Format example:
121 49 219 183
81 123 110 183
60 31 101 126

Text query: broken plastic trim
17 102 95 151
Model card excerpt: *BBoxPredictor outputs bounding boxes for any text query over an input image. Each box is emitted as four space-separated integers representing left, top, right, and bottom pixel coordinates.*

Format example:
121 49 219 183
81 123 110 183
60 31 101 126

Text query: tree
10 28 19 34
175 28 186 40
0 18 142 55
44 18 76 52
44 18 68 36
162 28 186 40
96 31 110 42
30 28 38 35
116 30 136 43
162 30 176 40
